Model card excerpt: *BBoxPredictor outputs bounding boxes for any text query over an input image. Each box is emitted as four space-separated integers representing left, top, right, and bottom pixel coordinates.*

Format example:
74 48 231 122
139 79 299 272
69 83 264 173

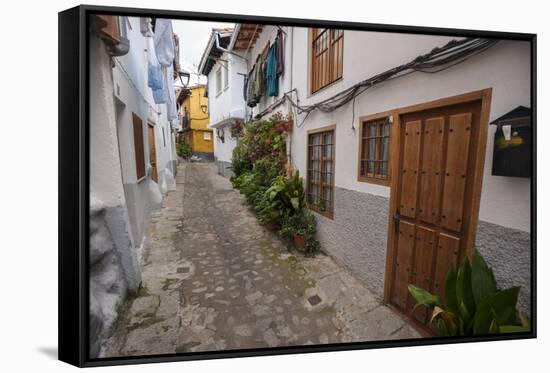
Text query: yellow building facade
181 85 213 156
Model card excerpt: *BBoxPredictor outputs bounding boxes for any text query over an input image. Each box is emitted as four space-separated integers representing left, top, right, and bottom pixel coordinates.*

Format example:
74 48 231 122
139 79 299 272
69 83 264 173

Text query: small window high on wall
310 28 344 93
358 117 390 185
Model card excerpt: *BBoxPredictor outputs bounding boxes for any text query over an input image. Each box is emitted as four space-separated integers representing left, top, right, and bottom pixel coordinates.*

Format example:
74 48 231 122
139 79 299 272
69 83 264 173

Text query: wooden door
148 124 158 183
385 95 490 330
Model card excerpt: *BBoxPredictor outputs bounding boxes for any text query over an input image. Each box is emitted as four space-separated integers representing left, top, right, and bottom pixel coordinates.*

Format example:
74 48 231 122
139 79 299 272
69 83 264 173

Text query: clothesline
244 28 285 108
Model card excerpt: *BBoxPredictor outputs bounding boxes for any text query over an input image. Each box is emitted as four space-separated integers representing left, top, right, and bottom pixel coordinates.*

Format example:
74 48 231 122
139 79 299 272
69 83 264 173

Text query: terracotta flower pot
293 234 306 251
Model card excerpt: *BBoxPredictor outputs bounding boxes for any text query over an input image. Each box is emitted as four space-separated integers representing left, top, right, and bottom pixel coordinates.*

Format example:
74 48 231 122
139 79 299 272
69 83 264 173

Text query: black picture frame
58 4 537 367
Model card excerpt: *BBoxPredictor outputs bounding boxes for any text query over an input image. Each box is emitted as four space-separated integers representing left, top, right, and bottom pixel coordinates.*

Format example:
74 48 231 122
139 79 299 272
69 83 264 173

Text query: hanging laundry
251 56 265 101
165 63 178 121
153 19 175 67
152 19 178 120
140 17 153 37
246 65 258 107
146 36 163 98
243 75 248 101
275 29 285 76
265 43 278 97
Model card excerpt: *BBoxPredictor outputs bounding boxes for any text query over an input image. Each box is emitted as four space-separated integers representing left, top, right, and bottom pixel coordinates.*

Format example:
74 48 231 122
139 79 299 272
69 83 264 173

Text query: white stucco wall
90 36 126 209
285 30 530 232
111 17 179 244
113 17 176 187
207 52 247 125
207 50 247 164
212 126 238 163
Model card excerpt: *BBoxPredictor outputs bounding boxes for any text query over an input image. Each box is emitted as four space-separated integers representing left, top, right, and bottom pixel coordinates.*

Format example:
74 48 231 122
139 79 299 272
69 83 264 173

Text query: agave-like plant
408 251 530 336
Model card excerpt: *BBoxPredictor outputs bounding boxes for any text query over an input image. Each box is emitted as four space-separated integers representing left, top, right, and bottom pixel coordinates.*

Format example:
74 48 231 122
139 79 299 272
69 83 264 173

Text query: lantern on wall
490 106 531 178
216 128 225 143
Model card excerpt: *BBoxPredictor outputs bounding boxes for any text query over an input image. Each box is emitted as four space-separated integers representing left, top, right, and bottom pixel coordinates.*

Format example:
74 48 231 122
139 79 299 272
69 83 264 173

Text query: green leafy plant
279 208 320 256
265 172 306 214
254 171 304 226
229 113 320 257
408 251 529 336
176 142 192 159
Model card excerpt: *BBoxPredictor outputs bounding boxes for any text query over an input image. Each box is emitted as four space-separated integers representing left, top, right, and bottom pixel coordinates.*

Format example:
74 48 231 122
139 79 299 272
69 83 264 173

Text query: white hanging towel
153 19 175 67
165 64 178 121
153 19 178 121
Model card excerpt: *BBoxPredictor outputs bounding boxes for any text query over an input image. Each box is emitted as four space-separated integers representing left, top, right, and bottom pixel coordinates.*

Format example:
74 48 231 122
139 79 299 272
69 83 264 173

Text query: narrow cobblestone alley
103 162 420 357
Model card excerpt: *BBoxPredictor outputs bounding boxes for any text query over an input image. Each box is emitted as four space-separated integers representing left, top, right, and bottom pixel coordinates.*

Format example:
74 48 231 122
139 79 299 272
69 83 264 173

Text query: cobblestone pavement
102 162 420 357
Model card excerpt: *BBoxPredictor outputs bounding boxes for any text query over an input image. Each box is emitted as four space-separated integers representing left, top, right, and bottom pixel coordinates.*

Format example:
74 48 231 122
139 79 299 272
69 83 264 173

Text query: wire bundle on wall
255 37 499 128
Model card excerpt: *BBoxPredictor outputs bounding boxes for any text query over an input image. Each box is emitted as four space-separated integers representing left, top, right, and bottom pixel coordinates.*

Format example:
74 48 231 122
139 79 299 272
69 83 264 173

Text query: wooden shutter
311 28 344 93
132 113 146 180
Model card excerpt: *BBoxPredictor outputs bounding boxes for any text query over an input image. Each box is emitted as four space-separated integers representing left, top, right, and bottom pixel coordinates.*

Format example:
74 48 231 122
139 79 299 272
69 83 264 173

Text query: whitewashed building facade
220 23 532 320
199 28 248 177
88 15 179 357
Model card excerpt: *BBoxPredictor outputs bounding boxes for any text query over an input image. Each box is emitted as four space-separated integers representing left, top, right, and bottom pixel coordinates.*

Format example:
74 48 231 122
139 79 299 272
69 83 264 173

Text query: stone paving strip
102 162 420 357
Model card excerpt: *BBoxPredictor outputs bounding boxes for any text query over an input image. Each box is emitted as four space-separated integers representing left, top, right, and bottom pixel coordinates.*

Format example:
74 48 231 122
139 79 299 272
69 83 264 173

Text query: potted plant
280 209 316 252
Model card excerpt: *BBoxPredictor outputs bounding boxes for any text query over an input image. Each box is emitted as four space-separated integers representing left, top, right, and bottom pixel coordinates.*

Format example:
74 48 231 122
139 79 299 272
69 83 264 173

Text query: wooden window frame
306 125 336 219
309 28 344 94
357 114 392 186
132 113 146 183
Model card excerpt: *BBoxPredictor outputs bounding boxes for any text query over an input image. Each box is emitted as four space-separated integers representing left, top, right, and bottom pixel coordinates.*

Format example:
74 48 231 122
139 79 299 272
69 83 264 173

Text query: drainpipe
287 26 294 173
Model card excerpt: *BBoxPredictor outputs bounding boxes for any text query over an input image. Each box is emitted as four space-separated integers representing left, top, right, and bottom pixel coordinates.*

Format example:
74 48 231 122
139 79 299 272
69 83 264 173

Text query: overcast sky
172 19 234 86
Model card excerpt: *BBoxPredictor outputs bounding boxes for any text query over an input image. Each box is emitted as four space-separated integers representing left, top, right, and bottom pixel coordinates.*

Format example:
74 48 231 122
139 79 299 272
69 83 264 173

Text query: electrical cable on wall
253 37 499 128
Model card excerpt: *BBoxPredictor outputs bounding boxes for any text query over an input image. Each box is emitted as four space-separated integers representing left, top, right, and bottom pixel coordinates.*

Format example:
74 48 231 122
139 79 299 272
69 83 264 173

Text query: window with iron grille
359 117 390 185
307 128 335 218
310 28 344 93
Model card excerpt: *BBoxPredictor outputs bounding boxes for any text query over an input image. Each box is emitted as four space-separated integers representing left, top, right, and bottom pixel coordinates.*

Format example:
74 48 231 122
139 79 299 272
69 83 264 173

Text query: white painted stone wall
222 26 530 232
112 17 179 242
213 126 238 163
207 50 247 163
89 32 140 358
284 30 530 232
113 17 176 187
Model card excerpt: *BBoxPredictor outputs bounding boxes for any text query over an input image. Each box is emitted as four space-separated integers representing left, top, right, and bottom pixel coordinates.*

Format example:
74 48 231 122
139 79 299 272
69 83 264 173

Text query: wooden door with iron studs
387 99 486 329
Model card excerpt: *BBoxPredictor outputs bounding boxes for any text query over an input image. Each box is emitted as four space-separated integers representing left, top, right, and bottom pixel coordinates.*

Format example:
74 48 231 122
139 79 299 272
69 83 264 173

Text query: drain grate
177 267 190 274
308 294 322 306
